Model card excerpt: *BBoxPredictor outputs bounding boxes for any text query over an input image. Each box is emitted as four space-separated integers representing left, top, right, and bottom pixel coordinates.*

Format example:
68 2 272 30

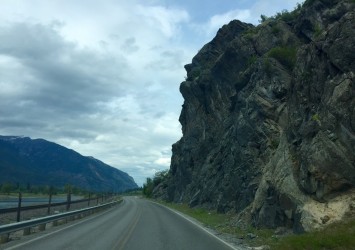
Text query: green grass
154 200 355 249
243 27 260 41
314 23 322 38
159 201 228 228
271 219 355 250
156 200 275 246
247 55 258 66
311 113 321 122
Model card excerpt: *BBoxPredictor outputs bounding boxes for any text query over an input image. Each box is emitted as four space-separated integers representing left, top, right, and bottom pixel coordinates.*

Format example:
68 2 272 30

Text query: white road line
4 205 121 250
150 200 244 250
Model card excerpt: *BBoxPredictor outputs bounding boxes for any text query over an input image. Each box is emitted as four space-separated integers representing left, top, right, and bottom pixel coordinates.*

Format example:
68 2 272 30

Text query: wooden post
38 224 46 231
66 192 71 211
47 192 52 215
16 192 22 222
23 228 31 236
0 233 10 244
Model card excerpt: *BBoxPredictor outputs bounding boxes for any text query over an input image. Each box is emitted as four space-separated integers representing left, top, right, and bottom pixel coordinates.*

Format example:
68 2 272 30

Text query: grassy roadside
155 200 355 250
156 200 274 247
271 219 355 250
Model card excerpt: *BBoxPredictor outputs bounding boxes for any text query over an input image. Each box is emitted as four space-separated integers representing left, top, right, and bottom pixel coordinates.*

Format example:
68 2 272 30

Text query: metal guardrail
0 198 95 213
0 199 122 236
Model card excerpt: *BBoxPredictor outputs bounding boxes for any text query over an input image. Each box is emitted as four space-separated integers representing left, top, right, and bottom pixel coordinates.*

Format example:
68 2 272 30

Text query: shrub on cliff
267 46 297 70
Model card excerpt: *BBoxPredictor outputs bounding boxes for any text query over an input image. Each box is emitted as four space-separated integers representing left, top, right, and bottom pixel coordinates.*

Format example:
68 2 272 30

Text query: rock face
0 136 138 192
158 0 355 232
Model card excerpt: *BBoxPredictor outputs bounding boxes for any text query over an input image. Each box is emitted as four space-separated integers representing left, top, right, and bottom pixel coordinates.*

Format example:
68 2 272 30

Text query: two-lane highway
3 197 243 250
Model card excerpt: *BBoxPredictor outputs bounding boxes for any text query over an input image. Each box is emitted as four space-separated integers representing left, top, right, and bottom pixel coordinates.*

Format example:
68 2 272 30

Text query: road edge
148 199 246 250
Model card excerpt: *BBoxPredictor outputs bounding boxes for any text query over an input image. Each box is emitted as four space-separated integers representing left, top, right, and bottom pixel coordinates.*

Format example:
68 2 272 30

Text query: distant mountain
0 136 138 192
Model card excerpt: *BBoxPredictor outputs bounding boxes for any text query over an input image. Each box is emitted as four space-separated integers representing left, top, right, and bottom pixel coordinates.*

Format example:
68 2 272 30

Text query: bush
259 14 269 23
275 9 297 22
312 113 320 122
303 0 320 7
247 55 258 66
143 170 169 197
271 25 281 35
267 46 297 70
1 183 13 195
260 2 302 24
314 23 322 38
143 177 154 197
243 27 259 41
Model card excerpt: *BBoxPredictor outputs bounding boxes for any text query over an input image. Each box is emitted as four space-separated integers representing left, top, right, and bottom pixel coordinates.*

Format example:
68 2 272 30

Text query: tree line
0 182 91 196
142 170 169 198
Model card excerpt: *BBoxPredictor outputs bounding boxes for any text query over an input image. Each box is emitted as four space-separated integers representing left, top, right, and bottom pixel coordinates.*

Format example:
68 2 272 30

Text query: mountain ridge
0 135 138 192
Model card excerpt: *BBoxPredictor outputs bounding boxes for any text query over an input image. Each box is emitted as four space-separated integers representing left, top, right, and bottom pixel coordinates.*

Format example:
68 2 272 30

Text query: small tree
153 170 169 186
259 14 269 23
143 178 153 198
64 184 73 194
1 182 13 195
142 170 170 198
43 185 55 195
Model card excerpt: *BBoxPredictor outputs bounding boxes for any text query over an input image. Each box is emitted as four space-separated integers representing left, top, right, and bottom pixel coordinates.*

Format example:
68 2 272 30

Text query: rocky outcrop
158 0 355 232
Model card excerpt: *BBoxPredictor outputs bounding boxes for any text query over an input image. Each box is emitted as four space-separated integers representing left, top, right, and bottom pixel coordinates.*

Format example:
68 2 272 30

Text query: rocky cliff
0 136 138 192
156 0 355 232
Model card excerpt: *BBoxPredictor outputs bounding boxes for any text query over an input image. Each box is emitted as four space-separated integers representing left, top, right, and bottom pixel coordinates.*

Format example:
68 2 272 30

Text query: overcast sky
0 0 302 186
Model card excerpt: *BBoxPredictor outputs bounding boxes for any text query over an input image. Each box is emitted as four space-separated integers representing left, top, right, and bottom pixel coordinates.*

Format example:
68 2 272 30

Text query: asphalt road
3 197 242 250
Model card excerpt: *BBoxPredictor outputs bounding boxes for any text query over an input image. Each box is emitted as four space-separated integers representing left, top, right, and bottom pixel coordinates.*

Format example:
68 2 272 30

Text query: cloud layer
0 0 302 186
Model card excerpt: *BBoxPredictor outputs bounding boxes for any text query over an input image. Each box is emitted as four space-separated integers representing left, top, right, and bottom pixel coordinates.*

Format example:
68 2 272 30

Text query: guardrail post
0 200 120 240
47 192 52 215
0 233 10 244
66 192 71 211
88 193 91 207
23 228 31 236
16 192 22 222
38 223 46 231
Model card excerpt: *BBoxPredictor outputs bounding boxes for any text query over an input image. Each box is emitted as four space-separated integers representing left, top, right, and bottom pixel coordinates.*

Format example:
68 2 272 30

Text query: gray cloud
0 18 184 186
0 22 130 118
121 37 140 53
0 0 300 186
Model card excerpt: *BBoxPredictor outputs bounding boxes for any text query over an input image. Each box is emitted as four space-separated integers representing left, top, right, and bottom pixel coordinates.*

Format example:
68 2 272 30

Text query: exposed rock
157 0 355 231
248 246 270 250
247 233 257 239
321 215 330 224
274 227 290 235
